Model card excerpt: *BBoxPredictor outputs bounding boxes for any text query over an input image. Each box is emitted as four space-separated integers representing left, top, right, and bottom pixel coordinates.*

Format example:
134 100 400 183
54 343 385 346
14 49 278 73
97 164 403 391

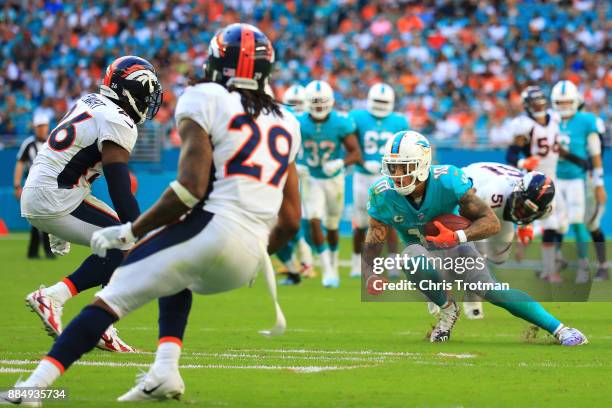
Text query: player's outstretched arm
458 189 501 242
268 163 301 254
341 133 363 166
101 141 140 223
131 118 213 238
363 216 389 278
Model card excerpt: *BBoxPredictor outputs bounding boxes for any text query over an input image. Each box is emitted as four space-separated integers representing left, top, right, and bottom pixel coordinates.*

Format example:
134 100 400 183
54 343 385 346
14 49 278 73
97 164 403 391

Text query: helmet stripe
561 81 566 95
315 81 321 92
390 132 404 154
236 25 255 79
536 176 551 200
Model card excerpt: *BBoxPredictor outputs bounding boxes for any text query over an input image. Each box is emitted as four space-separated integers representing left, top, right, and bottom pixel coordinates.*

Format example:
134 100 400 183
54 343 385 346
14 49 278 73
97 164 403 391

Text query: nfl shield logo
418 213 425 220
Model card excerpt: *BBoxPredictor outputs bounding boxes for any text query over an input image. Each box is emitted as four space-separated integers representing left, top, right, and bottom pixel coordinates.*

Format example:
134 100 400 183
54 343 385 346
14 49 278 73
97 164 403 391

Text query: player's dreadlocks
228 86 283 120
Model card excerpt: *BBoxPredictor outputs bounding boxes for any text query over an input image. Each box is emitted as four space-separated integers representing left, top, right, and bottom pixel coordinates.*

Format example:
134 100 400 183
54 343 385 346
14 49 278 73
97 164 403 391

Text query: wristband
169 180 199 208
456 230 467 243
593 168 604 187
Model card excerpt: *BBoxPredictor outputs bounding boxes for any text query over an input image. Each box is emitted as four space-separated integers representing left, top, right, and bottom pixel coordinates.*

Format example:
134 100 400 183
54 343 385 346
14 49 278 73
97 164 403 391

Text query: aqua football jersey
557 111 599 180
297 110 356 179
367 165 472 245
349 110 409 175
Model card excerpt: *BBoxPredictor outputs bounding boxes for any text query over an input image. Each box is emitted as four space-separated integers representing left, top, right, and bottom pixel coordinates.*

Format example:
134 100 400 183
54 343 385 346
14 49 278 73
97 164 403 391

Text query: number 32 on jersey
225 113 292 187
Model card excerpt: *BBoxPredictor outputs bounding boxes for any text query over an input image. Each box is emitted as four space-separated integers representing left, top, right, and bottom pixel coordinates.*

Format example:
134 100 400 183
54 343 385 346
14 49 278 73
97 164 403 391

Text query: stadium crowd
0 0 610 147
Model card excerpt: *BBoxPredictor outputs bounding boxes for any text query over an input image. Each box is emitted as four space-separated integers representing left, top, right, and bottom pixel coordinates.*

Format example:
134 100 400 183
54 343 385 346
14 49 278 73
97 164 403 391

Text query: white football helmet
305 80 334 120
382 131 432 195
282 84 306 113
551 80 580 118
367 83 395 118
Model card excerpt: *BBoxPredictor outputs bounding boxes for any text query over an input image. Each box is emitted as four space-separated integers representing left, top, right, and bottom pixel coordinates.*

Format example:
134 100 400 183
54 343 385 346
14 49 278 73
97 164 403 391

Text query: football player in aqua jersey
364 130 587 345
552 80 606 283
297 80 362 288
349 83 408 278
276 84 314 284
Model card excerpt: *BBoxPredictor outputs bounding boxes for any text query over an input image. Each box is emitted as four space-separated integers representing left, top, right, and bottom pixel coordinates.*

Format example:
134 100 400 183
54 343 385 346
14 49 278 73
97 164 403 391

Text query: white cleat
575 268 590 284
463 302 484 320
97 325 137 353
0 380 41 407
117 367 185 402
430 301 460 342
25 286 63 338
556 327 588 346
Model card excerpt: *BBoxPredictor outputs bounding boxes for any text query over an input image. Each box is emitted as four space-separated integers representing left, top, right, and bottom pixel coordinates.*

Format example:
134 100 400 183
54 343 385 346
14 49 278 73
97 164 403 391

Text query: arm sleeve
103 162 141 223
506 144 524 166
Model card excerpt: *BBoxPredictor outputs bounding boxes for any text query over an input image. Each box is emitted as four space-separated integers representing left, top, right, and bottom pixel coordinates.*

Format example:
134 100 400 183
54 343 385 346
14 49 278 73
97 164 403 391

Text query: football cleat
556 327 588 346
593 266 609 282
463 302 484 320
322 276 340 289
279 272 301 286
0 380 41 407
300 262 316 279
117 367 184 402
575 268 590 284
430 301 459 343
97 325 137 353
25 286 63 338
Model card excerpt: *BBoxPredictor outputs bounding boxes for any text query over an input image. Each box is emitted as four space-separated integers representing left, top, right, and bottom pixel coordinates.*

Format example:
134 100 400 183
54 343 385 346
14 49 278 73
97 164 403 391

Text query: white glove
322 159 344 177
91 222 137 257
296 163 310 178
49 234 70 256
363 160 382 175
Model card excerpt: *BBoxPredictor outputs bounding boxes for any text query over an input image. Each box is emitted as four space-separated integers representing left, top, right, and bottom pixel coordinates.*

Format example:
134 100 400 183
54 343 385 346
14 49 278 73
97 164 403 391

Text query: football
424 214 472 236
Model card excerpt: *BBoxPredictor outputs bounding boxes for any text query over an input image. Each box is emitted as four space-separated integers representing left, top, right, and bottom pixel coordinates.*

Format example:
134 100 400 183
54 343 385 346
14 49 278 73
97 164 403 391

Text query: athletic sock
486 289 561 334
66 249 124 292
152 339 182 372
319 249 334 280
158 289 192 340
22 358 63 388
47 305 117 370
351 253 361 276
591 229 607 266
45 278 77 304
297 238 313 266
541 245 556 278
572 223 590 260
410 257 448 307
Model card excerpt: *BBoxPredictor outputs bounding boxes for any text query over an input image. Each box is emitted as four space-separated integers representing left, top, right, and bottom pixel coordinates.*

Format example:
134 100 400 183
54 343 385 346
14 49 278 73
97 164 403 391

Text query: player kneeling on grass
363 131 587 345
456 162 556 319
21 55 163 352
1 23 301 406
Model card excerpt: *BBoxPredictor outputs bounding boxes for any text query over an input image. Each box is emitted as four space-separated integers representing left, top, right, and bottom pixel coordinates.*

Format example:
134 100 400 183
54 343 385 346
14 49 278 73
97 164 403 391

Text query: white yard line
0 359 367 374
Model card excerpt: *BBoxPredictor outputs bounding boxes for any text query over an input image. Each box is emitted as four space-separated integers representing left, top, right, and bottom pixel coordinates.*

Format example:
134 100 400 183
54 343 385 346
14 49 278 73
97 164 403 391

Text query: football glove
363 160 382 175
517 224 534 246
517 156 540 171
425 221 459 249
49 234 70 256
91 222 136 257
322 159 344 177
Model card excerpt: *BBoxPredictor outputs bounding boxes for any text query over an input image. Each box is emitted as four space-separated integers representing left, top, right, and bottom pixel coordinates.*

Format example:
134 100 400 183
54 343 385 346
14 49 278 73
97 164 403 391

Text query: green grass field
1 233 611 407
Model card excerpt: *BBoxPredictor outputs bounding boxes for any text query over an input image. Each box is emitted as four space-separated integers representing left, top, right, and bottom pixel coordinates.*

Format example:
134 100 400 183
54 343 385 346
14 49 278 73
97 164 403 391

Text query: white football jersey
510 112 561 177
462 162 523 222
174 83 301 240
22 93 137 218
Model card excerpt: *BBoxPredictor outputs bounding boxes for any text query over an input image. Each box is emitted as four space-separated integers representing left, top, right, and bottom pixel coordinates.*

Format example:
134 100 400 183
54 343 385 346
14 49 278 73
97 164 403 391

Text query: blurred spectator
0 0 609 147
13 113 54 259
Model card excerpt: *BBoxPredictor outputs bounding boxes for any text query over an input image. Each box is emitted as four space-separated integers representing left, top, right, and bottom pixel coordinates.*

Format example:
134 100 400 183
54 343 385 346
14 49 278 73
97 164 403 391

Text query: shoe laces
438 302 458 331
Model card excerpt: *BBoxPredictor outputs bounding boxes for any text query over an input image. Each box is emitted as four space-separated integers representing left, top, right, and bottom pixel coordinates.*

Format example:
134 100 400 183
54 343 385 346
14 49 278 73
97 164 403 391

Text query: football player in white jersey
460 162 556 318
20 56 163 352
506 85 579 282
1 24 301 405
